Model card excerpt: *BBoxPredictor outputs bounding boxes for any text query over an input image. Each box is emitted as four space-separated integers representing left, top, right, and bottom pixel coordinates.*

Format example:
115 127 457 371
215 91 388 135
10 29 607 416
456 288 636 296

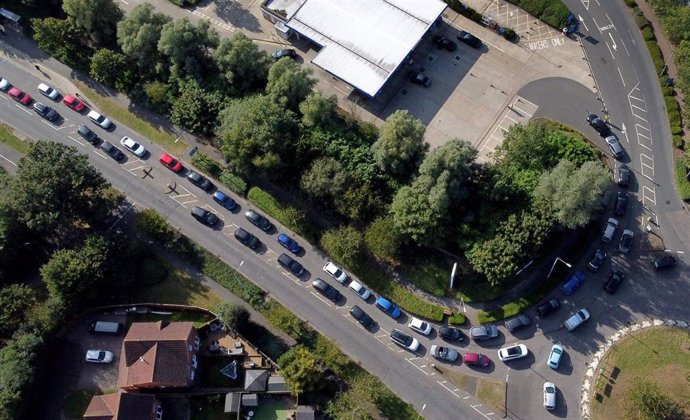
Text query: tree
320 226 363 270
533 160 610 229
300 157 348 199
116 3 171 75
659 5 690 45
364 216 402 265
299 92 339 129
31 18 86 68
624 378 684 420
336 181 385 225
90 49 134 92
0 332 43 420
170 78 225 135
213 33 271 96
266 58 316 110
217 302 250 333
158 18 219 81
62 0 123 47
144 81 171 112
371 110 427 180
0 285 36 338
277 346 323 395
10 142 110 243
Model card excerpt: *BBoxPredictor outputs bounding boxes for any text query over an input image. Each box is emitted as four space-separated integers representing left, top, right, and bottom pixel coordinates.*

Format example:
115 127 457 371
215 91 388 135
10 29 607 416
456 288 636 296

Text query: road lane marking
0 154 17 166
93 150 108 160
621 39 630 56
617 67 626 87
310 292 333 306
605 42 615 60
67 135 85 147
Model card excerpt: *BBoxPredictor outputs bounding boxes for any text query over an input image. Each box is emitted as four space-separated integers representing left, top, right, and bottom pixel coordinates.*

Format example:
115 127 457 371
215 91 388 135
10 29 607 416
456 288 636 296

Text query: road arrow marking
609 33 617 50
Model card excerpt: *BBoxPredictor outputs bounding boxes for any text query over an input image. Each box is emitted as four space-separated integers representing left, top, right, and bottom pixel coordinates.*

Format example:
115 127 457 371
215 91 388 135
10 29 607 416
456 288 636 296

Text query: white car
0 78 10 92
120 136 146 157
563 308 590 331
323 261 347 283
497 344 528 362
85 349 113 364
37 82 59 100
348 280 371 300
88 110 113 129
408 316 432 336
543 382 557 410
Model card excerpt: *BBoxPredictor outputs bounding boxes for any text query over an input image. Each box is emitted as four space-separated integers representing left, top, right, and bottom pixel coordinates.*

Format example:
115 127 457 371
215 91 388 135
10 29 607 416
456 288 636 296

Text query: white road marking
621 39 630 56
310 292 333 306
67 135 85 147
617 67 626 87
0 154 17 166
578 15 589 32
605 42 615 60
93 150 108 160
605 13 617 31
592 17 600 32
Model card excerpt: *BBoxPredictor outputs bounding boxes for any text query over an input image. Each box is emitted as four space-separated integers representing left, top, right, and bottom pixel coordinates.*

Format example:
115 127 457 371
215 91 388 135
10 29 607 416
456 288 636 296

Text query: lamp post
415 404 427 420
547 257 572 278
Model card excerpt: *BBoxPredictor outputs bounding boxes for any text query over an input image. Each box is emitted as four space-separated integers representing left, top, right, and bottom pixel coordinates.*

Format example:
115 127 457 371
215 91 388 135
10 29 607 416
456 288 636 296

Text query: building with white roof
261 0 447 97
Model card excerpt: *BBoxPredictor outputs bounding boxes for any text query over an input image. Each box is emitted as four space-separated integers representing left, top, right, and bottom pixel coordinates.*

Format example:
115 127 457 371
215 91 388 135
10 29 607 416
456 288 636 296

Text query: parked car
586 113 611 136
601 217 619 243
543 382 557 410
547 344 564 370
617 164 630 187
587 249 607 272
0 78 10 92
187 170 213 191
277 233 301 254
87 110 112 129
600 189 612 212
504 314 531 333
438 326 464 341
278 253 304 276
37 82 59 100
8 87 32 105
85 350 114 364
457 30 482 48
605 135 624 159
213 191 237 210
100 141 124 161
604 271 624 294
312 278 341 302
560 271 586 296
272 48 297 60
322 261 347 283
77 125 99 144
430 345 459 362
159 153 183 172
618 229 634 254
120 136 146 157
350 305 376 330
537 298 560 318
63 94 85 112
498 344 528 362
349 280 371 300
88 321 123 335
408 317 432 336
375 296 402 319
191 206 218 226
245 210 272 232
390 329 419 352
33 102 59 121
614 192 628 216
469 325 498 341
234 227 260 249
409 72 431 87
463 352 490 367
563 308 590 331
653 255 677 271
432 35 457 51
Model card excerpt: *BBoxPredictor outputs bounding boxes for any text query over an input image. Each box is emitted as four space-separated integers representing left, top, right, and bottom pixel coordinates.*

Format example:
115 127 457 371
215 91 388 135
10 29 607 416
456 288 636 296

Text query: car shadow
556 349 574 376
396 312 409 324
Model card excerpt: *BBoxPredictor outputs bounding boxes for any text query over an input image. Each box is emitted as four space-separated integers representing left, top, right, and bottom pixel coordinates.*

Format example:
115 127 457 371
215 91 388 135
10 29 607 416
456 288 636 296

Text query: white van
88 321 123 335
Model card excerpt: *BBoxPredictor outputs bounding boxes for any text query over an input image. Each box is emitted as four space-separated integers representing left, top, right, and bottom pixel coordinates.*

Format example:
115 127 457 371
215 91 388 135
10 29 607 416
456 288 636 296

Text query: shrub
541 3 571 29
364 216 402 265
665 96 682 127
139 257 169 286
672 135 685 149
216 302 250 333
645 41 665 74
191 152 222 178
200 249 266 309
135 208 179 245
634 11 650 29
623 0 636 6
502 28 517 41
661 86 675 96
641 26 655 41
247 187 312 240
219 170 248 196
448 311 466 325
671 125 683 135
320 226 363 270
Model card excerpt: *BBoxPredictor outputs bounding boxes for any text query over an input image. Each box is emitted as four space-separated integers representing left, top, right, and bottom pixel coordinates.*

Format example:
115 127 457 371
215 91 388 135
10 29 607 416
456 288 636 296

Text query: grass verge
477 378 507 417
590 326 690 419
74 81 186 155
131 263 223 310
62 389 94 419
0 123 30 154
675 160 690 201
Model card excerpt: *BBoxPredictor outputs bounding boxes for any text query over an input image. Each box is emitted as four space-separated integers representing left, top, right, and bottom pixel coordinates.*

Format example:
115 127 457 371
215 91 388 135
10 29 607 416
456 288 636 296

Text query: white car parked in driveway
408 317 433 336
322 261 347 283
85 349 113 364
497 344 528 362
120 136 146 157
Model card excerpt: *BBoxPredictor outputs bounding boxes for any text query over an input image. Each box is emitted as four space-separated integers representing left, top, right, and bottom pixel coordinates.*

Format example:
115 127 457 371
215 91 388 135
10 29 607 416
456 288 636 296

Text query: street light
547 257 572 278
415 404 427 420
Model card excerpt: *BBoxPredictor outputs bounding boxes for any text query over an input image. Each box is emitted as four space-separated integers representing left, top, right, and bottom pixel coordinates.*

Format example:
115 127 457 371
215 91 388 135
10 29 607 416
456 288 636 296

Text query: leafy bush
139 257 169 286
646 41 666 74
671 125 683 135
247 187 314 240
641 26 656 41
502 28 517 41
199 249 266 309
191 152 223 178
677 159 690 200
320 227 363 270
661 86 675 96
499 0 571 29
448 311 466 325
135 208 179 245
665 96 682 127
623 0 636 6
634 9 650 29
445 1 483 23
364 216 402 265
219 170 248 196
673 135 685 149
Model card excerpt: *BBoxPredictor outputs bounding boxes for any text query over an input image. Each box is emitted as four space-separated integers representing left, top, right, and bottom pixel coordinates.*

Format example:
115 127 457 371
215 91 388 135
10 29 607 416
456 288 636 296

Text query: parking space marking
14 104 32 115
437 379 463 398
0 154 17 166
169 184 198 208
639 153 655 180
310 292 333 307
642 186 656 206
281 271 301 285
405 357 432 376
122 159 148 177
93 150 108 160
67 135 86 147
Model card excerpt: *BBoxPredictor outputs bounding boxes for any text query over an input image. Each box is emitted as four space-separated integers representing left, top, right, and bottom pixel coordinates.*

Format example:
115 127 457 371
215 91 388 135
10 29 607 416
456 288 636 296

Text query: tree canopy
266 58 316 110
371 110 427 180
277 346 323 395
62 0 123 47
158 18 219 81
116 3 171 75
213 33 271 96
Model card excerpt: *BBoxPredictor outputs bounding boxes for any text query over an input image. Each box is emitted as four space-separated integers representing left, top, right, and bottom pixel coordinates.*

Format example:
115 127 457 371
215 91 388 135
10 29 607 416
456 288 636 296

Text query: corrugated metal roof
287 0 446 97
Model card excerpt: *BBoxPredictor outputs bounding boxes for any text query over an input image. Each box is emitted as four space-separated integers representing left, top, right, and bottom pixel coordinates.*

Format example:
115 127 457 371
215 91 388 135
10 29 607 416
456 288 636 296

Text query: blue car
277 233 301 254
560 271 586 296
213 191 237 210
375 296 401 319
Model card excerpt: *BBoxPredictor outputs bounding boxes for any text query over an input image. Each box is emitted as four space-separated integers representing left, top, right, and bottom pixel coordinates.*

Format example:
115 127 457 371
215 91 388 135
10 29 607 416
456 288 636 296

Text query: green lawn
252 397 292 420
476 378 506 417
200 356 245 388
590 327 690 420
190 395 234 420
131 265 223 311
0 123 30 154
63 390 94 419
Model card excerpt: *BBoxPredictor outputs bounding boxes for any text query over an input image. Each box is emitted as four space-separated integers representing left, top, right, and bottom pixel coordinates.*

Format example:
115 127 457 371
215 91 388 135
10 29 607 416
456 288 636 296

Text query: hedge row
675 160 690 200
246 187 316 241
190 152 247 196
501 0 571 29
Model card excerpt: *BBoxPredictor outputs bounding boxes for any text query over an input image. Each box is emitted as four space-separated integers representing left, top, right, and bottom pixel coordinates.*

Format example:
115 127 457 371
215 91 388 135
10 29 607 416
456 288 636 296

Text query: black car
536 298 560 318
618 229 634 254
278 253 304 276
33 102 59 121
438 326 464 341
409 72 431 87
272 49 297 60
245 210 272 232
312 278 341 302
77 125 99 144
187 170 213 191
350 305 375 330
614 192 628 216
604 271 624 294
587 249 607 272
617 164 630 188
504 314 531 332
600 189 612 212
432 35 457 51
586 113 611 136
234 227 260 249
457 30 482 48
100 141 124 161
191 206 218 226
653 255 677 271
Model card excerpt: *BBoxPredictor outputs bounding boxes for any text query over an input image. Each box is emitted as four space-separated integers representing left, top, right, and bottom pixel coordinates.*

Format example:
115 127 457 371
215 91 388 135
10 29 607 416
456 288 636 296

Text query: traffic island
444 368 507 418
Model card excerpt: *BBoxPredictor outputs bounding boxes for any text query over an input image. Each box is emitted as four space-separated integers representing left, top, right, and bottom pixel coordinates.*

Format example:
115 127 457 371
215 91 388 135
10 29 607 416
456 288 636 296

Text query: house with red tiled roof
117 321 200 391
82 392 161 420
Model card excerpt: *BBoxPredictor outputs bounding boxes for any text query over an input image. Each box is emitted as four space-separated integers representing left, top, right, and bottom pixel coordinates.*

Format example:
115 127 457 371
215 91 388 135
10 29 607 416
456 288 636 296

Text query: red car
63 94 86 112
463 352 490 367
8 87 32 105
159 153 183 172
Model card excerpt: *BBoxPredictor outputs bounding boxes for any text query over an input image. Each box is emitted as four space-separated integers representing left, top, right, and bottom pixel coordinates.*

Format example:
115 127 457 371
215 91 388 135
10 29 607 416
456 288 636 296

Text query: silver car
543 382 557 410
504 314 531 332
469 325 498 341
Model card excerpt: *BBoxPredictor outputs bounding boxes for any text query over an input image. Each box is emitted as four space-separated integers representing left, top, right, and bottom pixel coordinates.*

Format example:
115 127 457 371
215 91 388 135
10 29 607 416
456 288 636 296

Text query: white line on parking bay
310 292 332 306
67 135 85 147
0 154 17 166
